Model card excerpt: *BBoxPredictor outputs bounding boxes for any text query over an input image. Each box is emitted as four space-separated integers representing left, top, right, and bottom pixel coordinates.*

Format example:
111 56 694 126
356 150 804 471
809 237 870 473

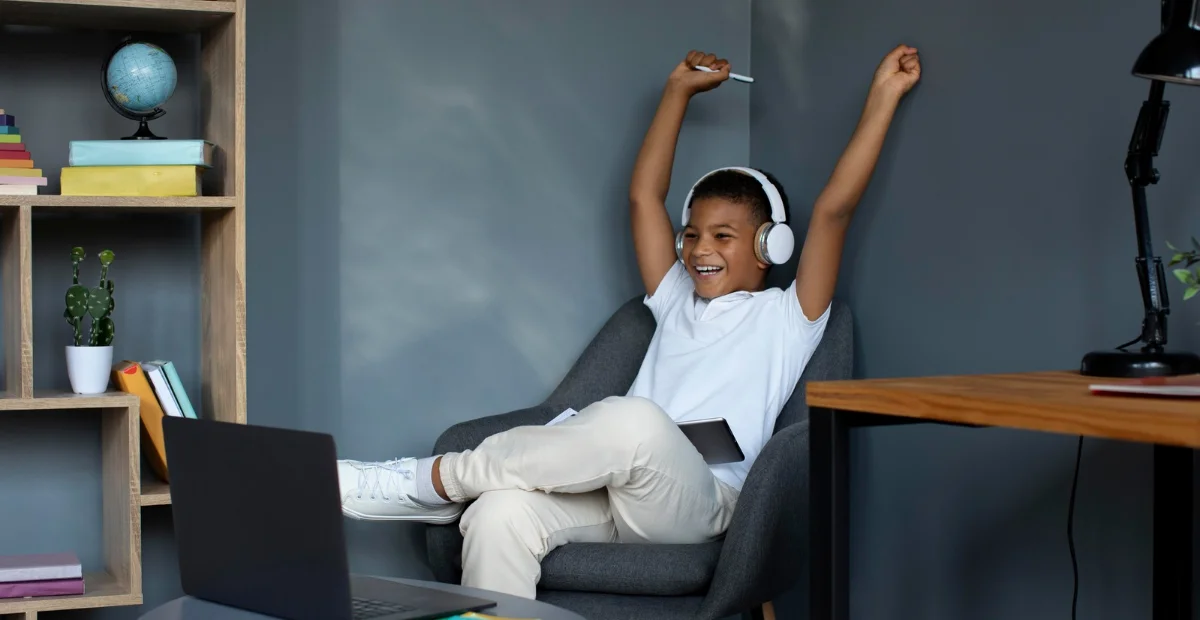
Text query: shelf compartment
0 196 237 210
0 0 235 33
0 400 142 614
0 570 139 614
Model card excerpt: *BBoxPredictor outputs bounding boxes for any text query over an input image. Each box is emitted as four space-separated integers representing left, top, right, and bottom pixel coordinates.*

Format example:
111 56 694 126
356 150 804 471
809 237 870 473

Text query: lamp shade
1132 0 1200 84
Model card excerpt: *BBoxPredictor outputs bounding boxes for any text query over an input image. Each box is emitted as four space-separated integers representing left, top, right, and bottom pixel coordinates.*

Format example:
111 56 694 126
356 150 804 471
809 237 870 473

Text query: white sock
415 456 450 505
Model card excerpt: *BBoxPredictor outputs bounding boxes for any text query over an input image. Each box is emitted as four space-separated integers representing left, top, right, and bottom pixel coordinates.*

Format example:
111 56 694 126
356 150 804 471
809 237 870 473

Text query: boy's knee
589 396 676 440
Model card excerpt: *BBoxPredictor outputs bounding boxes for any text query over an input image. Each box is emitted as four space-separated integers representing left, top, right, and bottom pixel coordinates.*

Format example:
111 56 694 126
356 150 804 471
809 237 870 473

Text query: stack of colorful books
61 139 213 197
0 551 85 599
0 109 48 196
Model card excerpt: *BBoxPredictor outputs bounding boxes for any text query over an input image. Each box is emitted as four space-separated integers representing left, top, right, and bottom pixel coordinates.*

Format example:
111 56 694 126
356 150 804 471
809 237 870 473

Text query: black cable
1116 334 1141 351
1067 436 1083 620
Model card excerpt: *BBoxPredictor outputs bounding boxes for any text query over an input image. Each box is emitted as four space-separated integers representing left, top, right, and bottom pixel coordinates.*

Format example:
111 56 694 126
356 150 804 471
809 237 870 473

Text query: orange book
0 160 32 169
111 361 170 481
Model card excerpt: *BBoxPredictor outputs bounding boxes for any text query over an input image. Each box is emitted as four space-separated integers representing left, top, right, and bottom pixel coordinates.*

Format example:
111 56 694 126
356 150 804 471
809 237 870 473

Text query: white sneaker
337 458 462 524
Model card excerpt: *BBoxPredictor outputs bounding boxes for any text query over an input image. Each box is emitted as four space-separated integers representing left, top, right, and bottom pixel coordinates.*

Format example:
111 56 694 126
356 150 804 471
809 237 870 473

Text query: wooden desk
806 370 1197 620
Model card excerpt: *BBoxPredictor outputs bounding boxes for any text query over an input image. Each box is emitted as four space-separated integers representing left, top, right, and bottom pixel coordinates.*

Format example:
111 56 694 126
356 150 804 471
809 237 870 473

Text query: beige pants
437 395 740 599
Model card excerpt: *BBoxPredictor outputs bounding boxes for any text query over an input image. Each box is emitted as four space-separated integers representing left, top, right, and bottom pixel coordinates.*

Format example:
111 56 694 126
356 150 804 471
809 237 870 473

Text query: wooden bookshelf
0 0 247 616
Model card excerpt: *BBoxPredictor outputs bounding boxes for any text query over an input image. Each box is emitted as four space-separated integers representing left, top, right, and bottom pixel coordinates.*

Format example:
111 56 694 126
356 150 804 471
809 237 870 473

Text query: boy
337 44 921 600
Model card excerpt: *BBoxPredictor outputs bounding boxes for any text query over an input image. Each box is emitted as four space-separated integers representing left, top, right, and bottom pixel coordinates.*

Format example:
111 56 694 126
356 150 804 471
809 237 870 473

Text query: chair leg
746 601 776 620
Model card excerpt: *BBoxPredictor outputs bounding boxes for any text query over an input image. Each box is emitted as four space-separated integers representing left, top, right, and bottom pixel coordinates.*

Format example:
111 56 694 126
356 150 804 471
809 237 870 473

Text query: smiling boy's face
680 196 769 299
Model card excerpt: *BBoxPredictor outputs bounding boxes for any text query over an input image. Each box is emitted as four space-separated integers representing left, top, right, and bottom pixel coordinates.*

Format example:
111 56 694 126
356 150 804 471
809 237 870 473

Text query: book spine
0 151 30 160
0 144 25 151
0 126 18 135
0 115 13 126
0 578 85 598
162 361 197 419
0 564 82 583
61 165 201 197
0 176 48 185
0 135 21 143
68 140 213 167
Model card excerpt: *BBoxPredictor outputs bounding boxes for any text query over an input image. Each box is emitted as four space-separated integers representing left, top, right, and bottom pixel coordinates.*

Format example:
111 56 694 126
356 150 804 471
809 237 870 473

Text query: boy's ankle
416 456 451 505
431 455 450 501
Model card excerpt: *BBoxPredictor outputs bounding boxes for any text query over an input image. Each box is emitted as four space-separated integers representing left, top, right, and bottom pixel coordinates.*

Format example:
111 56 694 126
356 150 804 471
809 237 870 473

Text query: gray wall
751 0 1200 618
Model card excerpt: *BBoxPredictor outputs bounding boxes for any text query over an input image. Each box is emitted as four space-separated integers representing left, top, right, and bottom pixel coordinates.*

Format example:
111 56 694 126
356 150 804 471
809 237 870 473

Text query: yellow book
61 165 201 196
0 168 41 176
0 135 19 143
112 360 170 482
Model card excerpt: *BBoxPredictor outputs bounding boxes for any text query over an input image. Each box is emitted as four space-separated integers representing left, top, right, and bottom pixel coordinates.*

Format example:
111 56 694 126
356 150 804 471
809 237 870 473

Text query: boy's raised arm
629 51 731 296
795 44 921 320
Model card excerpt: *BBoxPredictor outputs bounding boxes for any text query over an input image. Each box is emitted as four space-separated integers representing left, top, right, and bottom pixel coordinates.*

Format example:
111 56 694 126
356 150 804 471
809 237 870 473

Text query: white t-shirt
625 261 830 491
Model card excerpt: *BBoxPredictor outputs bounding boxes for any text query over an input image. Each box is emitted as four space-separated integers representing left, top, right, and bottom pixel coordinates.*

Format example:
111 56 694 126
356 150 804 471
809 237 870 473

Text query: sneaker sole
342 506 462 524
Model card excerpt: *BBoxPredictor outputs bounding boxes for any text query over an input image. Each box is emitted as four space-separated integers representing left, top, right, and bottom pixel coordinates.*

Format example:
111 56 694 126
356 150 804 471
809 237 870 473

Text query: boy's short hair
686 168 791 230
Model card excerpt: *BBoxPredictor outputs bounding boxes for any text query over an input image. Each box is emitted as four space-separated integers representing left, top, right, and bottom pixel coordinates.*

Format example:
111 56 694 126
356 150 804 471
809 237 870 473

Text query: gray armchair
425 295 854 619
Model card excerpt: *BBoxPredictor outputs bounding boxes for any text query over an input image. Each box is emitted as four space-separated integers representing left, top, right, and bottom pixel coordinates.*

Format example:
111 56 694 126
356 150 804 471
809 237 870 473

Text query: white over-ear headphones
675 166 794 265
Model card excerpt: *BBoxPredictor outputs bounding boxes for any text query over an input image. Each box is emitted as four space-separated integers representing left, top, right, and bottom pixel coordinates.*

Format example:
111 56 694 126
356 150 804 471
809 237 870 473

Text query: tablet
677 418 745 465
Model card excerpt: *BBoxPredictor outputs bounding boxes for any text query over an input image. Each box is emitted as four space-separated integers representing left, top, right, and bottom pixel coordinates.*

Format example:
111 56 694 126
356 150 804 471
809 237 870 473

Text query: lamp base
1080 348 1200 378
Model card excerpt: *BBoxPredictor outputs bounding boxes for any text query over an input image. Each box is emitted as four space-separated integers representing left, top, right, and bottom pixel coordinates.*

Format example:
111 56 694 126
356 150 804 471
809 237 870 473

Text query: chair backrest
543 295 854 432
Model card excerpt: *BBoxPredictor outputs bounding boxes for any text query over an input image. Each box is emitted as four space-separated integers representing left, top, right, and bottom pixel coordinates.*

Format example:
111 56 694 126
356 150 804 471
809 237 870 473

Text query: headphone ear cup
754 222 772 264
676 230 685 263
763 223 795 264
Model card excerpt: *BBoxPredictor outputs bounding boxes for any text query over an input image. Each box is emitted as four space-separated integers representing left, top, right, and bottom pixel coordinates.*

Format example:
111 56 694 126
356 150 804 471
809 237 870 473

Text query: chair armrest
697 420 810 619
431 404 559 455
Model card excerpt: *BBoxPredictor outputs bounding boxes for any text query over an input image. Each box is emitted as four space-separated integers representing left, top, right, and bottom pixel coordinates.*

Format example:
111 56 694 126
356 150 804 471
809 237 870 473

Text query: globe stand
101 37 169 140
124 117 165 141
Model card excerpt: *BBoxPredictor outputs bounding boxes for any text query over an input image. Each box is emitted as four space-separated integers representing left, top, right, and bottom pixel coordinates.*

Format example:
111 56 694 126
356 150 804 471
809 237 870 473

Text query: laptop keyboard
351 596 418 619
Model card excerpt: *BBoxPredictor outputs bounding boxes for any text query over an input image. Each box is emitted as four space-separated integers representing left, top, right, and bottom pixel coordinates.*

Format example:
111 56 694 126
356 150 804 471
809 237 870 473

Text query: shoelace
353 459 415 502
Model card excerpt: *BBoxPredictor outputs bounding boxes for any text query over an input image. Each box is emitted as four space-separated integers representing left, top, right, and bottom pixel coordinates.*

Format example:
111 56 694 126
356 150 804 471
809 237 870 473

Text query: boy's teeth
696 266 722 273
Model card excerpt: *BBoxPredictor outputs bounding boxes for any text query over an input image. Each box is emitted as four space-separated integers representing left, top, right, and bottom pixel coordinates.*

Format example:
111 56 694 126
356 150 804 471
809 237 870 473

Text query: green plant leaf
1192 236 1200 252
87 287 111 319
1185 285 1199 301
1174 268 1192 284
1170 252 1186 266
65 284 89 318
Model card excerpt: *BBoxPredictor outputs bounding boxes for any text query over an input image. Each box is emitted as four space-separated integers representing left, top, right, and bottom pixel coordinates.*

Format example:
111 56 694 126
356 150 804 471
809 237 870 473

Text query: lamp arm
1123 78 1172 352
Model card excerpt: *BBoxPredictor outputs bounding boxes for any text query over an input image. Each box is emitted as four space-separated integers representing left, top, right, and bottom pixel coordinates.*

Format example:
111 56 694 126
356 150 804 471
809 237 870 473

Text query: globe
102 40 178 140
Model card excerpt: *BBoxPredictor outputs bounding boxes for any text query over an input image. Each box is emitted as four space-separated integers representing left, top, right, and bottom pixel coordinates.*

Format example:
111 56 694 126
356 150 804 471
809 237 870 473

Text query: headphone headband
680 166 787 226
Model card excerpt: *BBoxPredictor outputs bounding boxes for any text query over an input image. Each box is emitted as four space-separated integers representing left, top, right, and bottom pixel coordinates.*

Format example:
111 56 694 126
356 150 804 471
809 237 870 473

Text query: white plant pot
66 345 113 394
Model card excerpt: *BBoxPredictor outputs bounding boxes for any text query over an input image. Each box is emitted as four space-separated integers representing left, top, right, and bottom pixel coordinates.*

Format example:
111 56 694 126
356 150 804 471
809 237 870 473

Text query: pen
693 65 754 83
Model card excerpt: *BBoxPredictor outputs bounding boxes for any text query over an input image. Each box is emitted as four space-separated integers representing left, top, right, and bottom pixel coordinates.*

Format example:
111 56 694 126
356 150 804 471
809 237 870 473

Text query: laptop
162 416 497 620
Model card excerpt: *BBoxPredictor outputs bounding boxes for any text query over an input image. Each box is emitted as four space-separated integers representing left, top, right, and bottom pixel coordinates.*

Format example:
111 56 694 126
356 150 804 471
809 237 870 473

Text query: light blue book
68 139 214 167
160 360 197 419
0 126 17 135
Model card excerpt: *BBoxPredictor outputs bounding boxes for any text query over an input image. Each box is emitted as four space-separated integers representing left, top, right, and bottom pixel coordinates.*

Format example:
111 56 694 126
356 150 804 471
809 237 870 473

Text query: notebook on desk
1089 375 1200 398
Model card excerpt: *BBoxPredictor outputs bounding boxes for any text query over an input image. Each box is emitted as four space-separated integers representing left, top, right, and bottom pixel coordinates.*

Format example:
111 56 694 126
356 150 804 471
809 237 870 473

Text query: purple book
0 578 85 599
0 553 82 583
0 115 12 126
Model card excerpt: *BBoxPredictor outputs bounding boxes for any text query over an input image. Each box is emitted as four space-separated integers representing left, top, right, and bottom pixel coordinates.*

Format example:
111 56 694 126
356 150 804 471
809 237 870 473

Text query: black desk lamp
1080 0 1200 377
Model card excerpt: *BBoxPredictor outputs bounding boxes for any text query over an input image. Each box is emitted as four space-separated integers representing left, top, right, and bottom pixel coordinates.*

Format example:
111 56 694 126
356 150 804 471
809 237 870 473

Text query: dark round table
138 577 584 620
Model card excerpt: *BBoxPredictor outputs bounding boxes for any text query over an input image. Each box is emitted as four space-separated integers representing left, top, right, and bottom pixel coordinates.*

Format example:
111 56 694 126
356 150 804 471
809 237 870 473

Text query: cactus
64 247 116 347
